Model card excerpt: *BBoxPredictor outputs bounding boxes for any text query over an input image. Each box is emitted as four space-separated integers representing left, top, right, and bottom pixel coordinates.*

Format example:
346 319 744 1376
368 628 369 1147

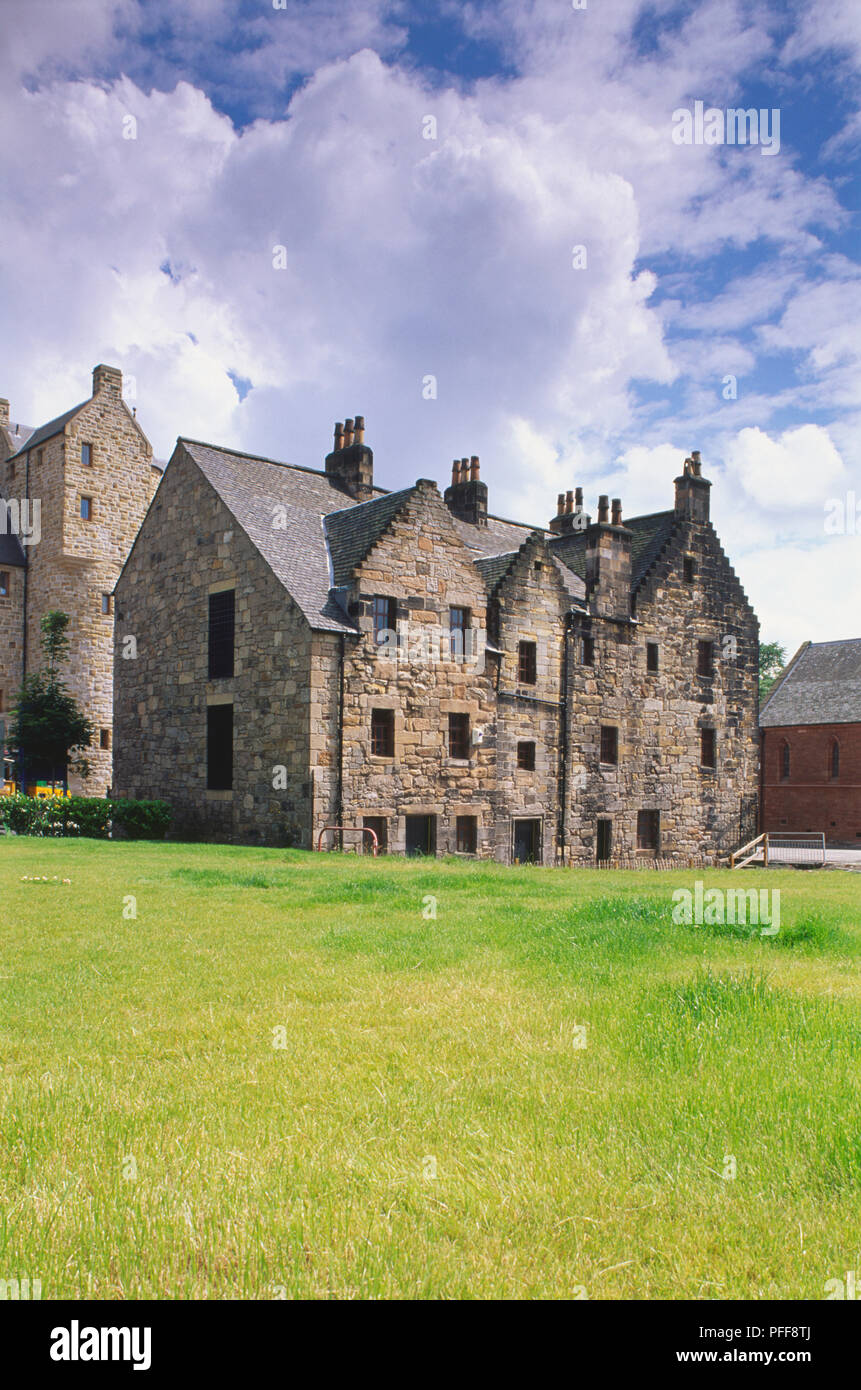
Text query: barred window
517 741 536 770
448 712 470 760
371 708 395 758
208 590 235 679
518 640 537 685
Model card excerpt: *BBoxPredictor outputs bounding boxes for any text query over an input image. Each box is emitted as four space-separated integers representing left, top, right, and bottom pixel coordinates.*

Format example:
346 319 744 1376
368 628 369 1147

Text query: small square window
456 815 477 854
700 728 716 768
600 725 618 765
581 635 595 666
518 640 537 685
517 741 536 770
99 728 112 751
697 640 714 677
646 642 659 672
683 555 696 583
371 708 395 758
0 571 9 597
448 712 470 761
80 496 92 521
81 443 92 466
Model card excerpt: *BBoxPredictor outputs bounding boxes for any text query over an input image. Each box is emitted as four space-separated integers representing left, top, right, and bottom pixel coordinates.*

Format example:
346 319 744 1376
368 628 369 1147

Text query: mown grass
1 839 860 1299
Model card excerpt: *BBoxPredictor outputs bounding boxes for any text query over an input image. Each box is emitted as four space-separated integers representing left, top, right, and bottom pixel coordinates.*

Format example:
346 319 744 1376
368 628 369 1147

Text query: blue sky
1 0 859 649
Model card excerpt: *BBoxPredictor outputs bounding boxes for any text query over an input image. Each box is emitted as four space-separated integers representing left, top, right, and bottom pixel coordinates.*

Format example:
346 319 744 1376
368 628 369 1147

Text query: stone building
113 419 760 862
760 638 861 845
0 366 160 793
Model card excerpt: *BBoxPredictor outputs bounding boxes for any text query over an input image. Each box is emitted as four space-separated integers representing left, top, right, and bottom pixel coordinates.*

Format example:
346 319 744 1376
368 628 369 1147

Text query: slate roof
548 510 676 588
0 529 27 568
6 402 87 461
759 639 861 727
175 438 687 634
326 489 415 587
2 423 34 458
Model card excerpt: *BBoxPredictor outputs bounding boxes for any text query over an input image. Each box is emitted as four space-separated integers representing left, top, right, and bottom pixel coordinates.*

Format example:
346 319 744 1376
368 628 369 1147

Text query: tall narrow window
0 571 9 597
780 741 790 780
81 443 92 466
371 708 395 758
637 810 660 851
101 593 113 616
600 725 618 766
207 704 234 790
697 640 714 677
456 816 477 854
683 555 696 583
208 589 235 679
449 606 470 657
372 595 397 646
518 640 537 685
581 635 595 666
700 728 716 768
448 712 470 760
80 496 92 521
830 740 840 779
99 728 111 751
647 642 659 673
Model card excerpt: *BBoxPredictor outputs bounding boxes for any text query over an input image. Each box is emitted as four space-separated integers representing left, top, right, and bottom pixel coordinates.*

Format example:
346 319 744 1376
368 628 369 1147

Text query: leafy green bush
0 796 172 839
110 799 173 840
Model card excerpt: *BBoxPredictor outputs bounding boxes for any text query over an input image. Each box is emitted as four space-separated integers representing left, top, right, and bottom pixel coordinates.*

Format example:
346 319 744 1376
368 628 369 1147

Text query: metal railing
315 825 379 856
731 831 825 868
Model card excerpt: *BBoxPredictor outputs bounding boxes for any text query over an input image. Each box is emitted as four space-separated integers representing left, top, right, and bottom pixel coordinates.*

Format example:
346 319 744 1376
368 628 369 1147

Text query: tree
8 611 93 791
759 641 786 703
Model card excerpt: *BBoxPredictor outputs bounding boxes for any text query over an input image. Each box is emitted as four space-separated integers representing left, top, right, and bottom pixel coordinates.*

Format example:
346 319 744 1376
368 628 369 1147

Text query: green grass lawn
2 838 860 1300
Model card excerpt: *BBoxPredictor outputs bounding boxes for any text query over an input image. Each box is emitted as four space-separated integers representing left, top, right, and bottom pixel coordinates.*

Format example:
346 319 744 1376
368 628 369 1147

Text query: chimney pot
354 415 365 445
470 455 480 482
611 497 622 526
575 486 583 510
565 490 574 514
597 494 609 524
556 493 565 516
334 422 344 450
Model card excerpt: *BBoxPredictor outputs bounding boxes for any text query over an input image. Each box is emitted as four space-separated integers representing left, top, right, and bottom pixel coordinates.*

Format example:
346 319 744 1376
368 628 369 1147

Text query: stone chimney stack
325 413 374 501
0 399 9 427
549 484 590 534
585 493 632 620
92 364 122 397
444 453 488 527
674 449 711 523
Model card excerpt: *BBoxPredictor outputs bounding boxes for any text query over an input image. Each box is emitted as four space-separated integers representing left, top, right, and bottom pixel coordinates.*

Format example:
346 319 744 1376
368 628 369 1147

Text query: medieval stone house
0 366 159 793
113 420 760 862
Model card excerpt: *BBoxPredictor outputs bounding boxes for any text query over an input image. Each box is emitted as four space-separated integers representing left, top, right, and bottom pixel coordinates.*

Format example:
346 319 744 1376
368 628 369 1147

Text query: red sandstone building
760 638 861 846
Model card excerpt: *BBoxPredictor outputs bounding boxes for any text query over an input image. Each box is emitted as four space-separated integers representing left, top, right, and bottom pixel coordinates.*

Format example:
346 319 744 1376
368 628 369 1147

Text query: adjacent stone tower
0 366 160 793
